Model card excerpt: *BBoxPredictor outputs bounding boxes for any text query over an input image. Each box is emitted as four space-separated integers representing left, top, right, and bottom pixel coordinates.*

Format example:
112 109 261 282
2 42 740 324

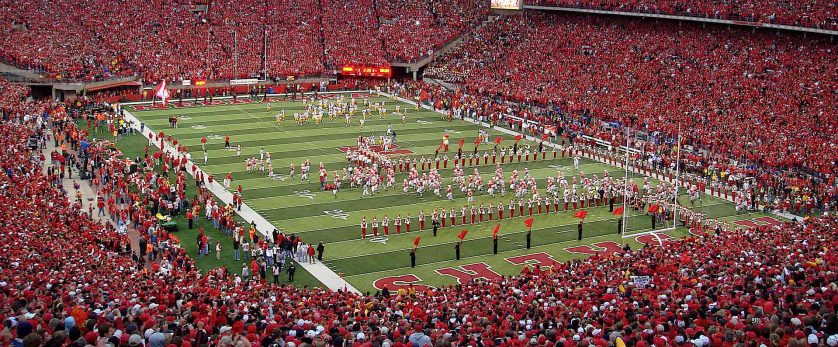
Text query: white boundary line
123 108 361 294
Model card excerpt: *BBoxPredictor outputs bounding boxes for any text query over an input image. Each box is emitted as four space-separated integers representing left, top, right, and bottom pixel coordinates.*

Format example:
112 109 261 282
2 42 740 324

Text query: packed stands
387 75 836 216
321 0 388 69
1 82 836 344
0 0 836 343
526 0 838 30
377 0 490 62
425 13 837 177
0 0 488 80
97 0 212 84
263 0 326 78
0 0 118 80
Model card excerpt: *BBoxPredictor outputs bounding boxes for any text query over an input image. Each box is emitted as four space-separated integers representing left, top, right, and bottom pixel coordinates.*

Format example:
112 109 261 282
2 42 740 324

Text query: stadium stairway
393 16 499 78
39 131 148 257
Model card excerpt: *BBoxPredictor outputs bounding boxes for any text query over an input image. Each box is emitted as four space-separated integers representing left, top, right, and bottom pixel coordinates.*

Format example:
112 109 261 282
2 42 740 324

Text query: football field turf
125 93 774 293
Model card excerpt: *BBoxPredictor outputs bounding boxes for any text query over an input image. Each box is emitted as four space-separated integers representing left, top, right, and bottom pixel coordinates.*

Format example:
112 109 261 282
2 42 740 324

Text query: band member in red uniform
372 217 379 236
441 209 447 227
361 217 367 239
419 210 425 230
470 206 477 224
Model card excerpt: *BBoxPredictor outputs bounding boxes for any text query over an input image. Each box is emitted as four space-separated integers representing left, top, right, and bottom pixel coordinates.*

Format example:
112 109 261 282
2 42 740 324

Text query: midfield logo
268 174 290 181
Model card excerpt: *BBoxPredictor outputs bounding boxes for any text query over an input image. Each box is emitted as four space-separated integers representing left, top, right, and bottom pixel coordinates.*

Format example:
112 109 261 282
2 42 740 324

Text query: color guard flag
541 134 549 141
458 139 465 148
648 204 660 213
492 224 500 237
154 80 170 105
524 217 534 229
574 210 588 219
612 206 624 216
514 134 523 142
457 229 468 240
413 236 421 247
495 136 503 145
473 137 481 146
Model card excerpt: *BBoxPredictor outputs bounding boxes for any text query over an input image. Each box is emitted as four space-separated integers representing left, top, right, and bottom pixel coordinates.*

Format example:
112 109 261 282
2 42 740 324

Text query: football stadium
0 0 836 346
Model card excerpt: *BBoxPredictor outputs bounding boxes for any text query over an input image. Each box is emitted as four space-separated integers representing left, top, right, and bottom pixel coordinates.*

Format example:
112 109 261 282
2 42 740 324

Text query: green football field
124 93 773 293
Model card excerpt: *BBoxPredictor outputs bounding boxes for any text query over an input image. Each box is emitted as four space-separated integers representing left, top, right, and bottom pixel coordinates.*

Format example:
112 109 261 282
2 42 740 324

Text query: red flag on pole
457 229 468 240
494 136 503 145
154 80 170 105
458 139 465 149
648 204 660 213
541 134 548 141
574 210 588 219
514 134 523 142
413 236 421 247
492 224 500 237
524 217 534 229
612 206 624 216
473 137 481 146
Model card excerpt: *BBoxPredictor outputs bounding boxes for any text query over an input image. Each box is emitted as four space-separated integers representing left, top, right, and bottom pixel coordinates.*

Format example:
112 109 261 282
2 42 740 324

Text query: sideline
122 109 360 293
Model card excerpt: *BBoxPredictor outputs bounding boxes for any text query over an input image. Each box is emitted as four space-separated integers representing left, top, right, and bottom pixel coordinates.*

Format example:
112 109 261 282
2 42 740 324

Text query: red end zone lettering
435 262 501 284
505 252 559 268
565 241 623 256
372 274 433 292
635 233 674 246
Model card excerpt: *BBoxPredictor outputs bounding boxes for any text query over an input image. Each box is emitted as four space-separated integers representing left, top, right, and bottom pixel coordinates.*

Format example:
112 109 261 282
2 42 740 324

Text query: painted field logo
178 115 192 120
323 209 349 219
268 174 289 181
294 190 316 199
443 129 461 134
206 134 223 140
369 236 389 244
191 125 207 130
416 120 432 125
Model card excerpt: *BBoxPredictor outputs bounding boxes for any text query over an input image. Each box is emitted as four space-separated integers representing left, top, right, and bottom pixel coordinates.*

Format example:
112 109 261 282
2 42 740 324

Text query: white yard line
124 109 360 294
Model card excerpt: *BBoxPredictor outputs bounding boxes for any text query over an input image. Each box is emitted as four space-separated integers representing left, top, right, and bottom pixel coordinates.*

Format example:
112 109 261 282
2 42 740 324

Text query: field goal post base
621 226 677 243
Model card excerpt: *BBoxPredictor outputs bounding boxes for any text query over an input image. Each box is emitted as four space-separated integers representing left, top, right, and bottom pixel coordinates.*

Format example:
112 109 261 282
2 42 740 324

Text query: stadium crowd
0 0 488 81
2 83 838 347
321 0 388 69
0 1 837 345
525 0 838 30
421 13 836 215
386 76 836 217
0 73 834 346
377 0 489 62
